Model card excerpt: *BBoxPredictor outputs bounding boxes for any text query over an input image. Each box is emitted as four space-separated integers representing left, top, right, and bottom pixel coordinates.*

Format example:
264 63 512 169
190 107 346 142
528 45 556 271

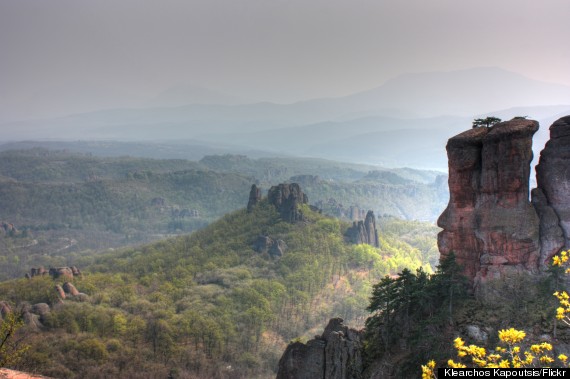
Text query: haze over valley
2 1 570 378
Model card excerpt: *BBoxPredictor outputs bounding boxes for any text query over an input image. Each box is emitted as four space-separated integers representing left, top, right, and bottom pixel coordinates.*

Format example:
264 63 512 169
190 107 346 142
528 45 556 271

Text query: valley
0 172 439 378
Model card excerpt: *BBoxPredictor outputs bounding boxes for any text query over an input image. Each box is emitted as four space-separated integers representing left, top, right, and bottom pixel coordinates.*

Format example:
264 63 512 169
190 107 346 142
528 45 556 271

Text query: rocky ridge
277 116 570 379
267 183 309 223
276 318 362 379
344 211 380 247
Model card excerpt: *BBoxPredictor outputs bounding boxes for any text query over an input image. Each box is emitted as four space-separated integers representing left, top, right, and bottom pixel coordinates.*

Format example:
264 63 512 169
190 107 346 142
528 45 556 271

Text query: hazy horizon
2 0 570 122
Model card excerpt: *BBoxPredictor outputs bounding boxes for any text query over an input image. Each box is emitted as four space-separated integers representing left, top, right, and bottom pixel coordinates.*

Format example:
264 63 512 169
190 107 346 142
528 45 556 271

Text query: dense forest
0 148 446 281
0 195 438 378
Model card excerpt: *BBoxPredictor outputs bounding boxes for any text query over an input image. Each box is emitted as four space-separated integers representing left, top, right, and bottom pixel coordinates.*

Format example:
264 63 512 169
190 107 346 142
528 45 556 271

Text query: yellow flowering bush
553 250 570 326
421 328 557 378
422 250 570 378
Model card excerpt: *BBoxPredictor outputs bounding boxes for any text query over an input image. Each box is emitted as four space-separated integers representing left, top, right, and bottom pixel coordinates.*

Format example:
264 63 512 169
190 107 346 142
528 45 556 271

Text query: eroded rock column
438 119 541 287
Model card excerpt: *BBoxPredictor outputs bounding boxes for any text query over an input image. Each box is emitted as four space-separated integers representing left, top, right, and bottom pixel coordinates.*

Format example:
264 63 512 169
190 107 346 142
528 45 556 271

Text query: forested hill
0 193 438 378
0 148 446 280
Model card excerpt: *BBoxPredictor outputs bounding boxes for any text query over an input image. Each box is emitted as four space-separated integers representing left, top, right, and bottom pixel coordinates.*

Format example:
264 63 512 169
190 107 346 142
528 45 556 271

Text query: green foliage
0 194 436 377
472 116 502 128
364 253 469 376
0 148 446 281
0 311 29 368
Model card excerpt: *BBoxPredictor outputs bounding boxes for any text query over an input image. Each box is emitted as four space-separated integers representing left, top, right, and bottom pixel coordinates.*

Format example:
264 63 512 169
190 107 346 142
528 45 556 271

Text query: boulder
48 267 74 279
70 266 82 277
30 267 47 277
253 235 287 257
0 301 12 319
55 285 66 300
63 282 80 296
269 239 287 257
253 235 273 254
465 325 489 343
32 303 50 323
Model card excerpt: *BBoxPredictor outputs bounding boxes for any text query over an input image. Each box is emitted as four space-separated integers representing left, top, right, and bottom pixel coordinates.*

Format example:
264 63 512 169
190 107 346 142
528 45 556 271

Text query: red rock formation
437 119 541 288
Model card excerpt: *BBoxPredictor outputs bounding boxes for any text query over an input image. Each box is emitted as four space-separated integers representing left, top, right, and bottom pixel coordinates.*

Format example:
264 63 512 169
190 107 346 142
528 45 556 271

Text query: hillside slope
0 149 446 281
0 194 437 378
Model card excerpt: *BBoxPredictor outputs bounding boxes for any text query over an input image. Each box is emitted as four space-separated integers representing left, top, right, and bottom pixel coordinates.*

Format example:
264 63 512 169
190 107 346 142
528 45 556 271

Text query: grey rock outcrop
270 239 287 257
534 115 570 262
345 211 379 247
277 318 362 379
247 184 262 212
531 188 565 267
268 183 309 223
253 235 287 257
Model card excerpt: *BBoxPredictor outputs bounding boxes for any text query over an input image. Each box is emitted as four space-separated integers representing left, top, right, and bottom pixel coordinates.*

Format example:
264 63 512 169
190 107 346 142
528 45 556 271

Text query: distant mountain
203 115 469 169
2 67 569 170
146 84 247 107
328 67 570 118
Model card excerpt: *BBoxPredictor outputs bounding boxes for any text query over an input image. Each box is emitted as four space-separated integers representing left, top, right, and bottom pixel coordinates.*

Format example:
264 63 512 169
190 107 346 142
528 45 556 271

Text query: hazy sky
2 0 570 119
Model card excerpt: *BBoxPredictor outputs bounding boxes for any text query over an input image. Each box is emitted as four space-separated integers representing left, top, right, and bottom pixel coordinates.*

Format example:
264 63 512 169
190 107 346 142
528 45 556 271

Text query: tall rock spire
437 118 541 288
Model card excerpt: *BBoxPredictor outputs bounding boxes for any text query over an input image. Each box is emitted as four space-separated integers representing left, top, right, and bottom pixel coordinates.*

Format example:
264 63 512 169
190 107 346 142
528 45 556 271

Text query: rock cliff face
276 318 362 379
534 116 570 257
437 119 541 287
345 211 380 247
267 183 309 223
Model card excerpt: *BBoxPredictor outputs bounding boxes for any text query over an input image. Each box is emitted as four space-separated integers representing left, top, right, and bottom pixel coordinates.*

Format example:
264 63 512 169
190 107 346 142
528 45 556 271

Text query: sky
2 0 570 121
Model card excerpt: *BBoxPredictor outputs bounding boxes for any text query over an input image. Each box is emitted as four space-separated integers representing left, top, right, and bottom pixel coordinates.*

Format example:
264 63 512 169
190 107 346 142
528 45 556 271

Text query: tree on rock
472 116 501 128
